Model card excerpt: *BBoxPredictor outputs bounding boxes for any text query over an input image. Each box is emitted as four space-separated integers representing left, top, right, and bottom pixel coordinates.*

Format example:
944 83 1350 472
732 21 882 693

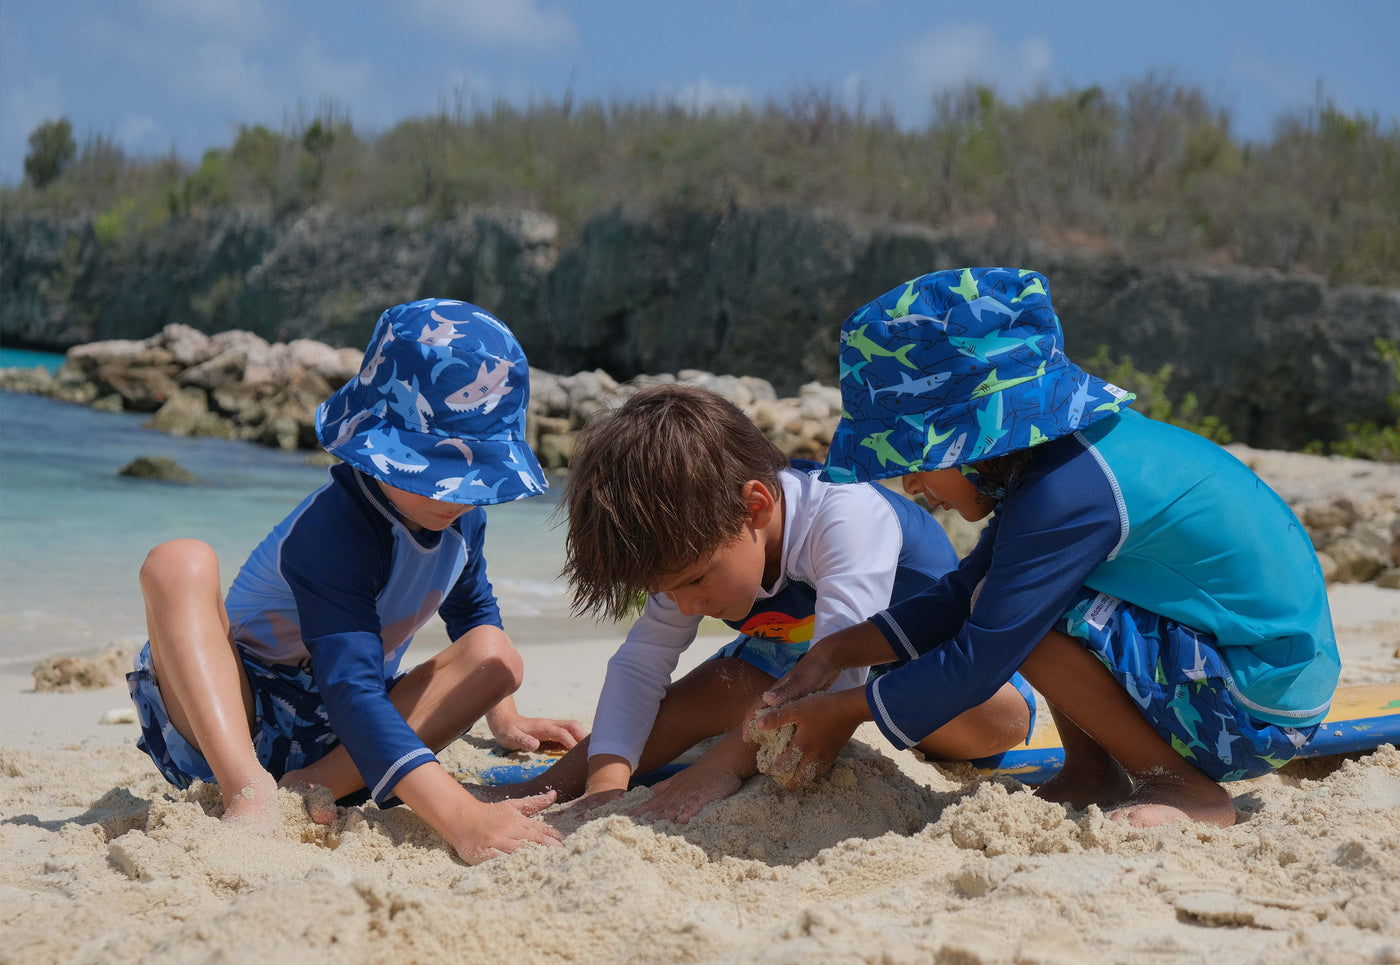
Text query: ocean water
0 386 584 670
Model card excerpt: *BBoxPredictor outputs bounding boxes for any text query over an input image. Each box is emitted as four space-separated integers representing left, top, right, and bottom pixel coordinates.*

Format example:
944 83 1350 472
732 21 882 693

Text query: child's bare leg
914 680 1032 760
141 540 277 826
1019 630 1235 828
282 624 524 801
504 657 773 802
1032 706 1131 810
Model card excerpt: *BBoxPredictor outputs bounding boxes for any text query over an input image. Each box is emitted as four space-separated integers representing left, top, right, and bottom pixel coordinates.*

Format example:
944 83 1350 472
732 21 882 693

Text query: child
127 298 585 864
752 267 1341 828
502 383 1035 823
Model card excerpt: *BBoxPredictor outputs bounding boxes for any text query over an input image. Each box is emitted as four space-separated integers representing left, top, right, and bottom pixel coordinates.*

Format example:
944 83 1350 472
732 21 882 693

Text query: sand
2 587 1398 965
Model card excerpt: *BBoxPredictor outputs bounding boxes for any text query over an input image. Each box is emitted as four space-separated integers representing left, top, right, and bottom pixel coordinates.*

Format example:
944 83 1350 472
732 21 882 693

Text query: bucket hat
315 298 547 505
823 267 1134 484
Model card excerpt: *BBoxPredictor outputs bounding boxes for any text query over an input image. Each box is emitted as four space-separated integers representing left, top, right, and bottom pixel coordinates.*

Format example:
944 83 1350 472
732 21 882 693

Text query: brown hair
968 447 1038 511
562 383 788 620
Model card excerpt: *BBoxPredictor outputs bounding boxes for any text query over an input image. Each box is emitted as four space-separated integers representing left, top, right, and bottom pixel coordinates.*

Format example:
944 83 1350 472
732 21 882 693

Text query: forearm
391 760 485 836
584 754 634 796
812 620 898 673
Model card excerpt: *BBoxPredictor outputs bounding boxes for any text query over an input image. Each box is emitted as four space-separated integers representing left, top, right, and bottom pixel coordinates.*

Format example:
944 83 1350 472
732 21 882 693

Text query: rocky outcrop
3 207 1396 450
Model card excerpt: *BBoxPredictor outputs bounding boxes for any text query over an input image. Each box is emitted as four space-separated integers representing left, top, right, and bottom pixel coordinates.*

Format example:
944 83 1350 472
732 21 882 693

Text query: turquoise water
0 391 578 668
0 348 66 372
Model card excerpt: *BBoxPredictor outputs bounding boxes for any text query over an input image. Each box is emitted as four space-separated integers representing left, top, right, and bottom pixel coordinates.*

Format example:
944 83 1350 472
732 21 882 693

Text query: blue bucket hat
823 267 1134 484
315 298 547 505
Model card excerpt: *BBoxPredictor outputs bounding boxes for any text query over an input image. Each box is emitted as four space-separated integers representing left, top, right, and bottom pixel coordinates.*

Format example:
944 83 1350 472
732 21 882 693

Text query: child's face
901 469 992 522
379 481 475 531
652 531 770 621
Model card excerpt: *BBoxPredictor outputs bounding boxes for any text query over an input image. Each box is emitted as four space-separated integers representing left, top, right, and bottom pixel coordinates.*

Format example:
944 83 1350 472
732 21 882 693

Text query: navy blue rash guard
224 463 503 804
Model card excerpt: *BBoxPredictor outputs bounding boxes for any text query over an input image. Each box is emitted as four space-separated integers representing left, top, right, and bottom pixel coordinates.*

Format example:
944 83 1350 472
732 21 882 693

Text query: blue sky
2 0 1397 187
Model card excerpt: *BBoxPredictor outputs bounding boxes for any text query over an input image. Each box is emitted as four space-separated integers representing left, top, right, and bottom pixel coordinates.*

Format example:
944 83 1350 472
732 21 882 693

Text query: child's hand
744 692 861 791
629 759 742 825
449 792 563 864
761 647 840 709
487 705 587 753
559 786 628 818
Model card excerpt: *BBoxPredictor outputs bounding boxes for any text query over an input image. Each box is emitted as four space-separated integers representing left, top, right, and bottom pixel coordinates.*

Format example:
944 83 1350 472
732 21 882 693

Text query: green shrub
1083 347 1233 444
23 118 76 188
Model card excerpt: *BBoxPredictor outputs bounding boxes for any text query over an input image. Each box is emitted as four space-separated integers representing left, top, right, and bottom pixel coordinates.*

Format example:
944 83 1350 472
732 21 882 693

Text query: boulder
118 455 196 484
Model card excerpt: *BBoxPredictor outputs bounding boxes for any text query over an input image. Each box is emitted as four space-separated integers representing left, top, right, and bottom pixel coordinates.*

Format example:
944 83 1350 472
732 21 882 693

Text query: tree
23 118 76 189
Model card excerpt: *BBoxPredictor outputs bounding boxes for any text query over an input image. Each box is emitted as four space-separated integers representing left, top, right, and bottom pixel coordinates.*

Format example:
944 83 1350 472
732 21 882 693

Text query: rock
32 641 141 692
1316 551 1339 584
1373 567 1400 589
538 431 577 469
1321 535 1389 584
153 323 216 367
118 455 197 484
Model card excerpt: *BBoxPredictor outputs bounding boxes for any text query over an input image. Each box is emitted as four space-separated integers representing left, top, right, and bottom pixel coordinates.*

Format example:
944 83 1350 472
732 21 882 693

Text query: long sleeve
866 451 1122 748
586 594 702 769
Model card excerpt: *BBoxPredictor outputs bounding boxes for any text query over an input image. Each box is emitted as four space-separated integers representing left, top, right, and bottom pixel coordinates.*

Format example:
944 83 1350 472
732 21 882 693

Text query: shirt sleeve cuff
872 610 920 664
371 747 436 806
865 674 919 750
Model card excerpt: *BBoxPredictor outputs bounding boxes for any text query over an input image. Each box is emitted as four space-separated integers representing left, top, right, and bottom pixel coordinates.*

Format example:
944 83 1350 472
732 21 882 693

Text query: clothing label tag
1103 383 1131 401
1084 592 1121 631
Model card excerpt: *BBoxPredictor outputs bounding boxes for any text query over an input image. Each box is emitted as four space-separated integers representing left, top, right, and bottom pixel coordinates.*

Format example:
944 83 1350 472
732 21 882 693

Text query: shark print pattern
824 267 1133 484
314 298 546 505
1060 587 1316 781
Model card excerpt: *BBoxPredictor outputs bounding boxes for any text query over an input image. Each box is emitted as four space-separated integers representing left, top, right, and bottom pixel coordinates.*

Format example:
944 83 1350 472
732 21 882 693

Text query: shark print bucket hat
315 298 547 505
823 267 1134 484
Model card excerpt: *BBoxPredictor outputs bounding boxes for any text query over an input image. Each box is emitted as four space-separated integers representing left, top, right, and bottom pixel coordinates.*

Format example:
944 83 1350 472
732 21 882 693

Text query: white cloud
874 22 1055 125
138 0 278 43
117 113 163 153
672 77 751 113
404 0 577 52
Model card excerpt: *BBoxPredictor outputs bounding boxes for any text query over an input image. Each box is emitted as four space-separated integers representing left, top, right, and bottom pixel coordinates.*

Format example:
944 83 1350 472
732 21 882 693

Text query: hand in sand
744 692 860 791
761 647 841 710
558 786 628 819
488 710 587 753
450 792 564 864
630 759 742 825
276 772 340 826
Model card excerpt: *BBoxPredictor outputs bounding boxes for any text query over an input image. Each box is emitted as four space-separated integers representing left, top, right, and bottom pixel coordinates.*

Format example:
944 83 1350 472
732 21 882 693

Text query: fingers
509 790 558 817
534 719 586 749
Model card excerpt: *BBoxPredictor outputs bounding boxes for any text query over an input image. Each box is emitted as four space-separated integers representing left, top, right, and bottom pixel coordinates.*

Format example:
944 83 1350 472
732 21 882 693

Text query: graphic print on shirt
727 579 818 646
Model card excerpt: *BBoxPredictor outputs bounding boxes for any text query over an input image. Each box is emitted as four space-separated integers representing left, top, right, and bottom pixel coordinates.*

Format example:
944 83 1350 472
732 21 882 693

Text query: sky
2 0 1398 187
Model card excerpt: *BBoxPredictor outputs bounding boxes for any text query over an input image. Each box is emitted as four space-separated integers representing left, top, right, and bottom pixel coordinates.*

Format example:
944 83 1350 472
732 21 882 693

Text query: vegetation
1304 339 1400 462
1082 347 1234 445
4 75 1397 286
22 118 75 189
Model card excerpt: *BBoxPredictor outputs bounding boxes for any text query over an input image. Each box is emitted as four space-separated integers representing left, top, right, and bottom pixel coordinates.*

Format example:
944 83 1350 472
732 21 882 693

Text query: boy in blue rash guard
128 299 585 863
753 267 1340 829
499 384 1034 824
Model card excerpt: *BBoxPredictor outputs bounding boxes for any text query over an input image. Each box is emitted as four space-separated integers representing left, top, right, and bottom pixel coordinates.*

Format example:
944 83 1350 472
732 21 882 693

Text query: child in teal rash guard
751 267 1340 829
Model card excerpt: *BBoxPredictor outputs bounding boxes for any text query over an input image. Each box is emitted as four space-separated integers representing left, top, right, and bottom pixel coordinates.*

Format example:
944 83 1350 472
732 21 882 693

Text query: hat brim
823 364 1134 484
316 392 547 506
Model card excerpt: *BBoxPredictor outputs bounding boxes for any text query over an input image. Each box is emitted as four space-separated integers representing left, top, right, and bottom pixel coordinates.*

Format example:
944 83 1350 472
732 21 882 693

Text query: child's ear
741 480 777 530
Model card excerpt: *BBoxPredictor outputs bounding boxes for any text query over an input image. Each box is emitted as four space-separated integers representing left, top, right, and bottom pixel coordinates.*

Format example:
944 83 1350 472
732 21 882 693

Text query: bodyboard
467 684 1400 789
972 682 1400 784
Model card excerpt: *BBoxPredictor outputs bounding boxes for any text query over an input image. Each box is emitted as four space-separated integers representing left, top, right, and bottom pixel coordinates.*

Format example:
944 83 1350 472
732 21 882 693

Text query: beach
2 581 1397 965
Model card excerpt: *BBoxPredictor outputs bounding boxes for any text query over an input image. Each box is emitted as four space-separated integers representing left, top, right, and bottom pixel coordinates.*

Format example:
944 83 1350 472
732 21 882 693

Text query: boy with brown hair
502 383 1034 823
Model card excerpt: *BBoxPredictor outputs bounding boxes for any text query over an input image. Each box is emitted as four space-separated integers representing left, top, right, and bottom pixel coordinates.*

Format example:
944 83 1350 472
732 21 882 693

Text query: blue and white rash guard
224 462 502 804
868 408 1340 750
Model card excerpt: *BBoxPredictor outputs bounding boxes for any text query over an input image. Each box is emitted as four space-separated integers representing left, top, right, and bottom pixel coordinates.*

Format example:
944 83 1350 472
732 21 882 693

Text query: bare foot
1034 759 1132 811
221 772 280 829
1108 776 1236 828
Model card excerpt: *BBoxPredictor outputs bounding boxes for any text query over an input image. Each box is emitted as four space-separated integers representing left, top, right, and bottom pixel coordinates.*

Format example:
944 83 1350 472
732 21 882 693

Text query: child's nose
667 590 703 617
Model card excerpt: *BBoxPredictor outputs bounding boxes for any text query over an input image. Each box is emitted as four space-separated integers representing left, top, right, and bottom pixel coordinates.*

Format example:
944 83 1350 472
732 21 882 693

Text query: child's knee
140 539 220 595
453 631 524 694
